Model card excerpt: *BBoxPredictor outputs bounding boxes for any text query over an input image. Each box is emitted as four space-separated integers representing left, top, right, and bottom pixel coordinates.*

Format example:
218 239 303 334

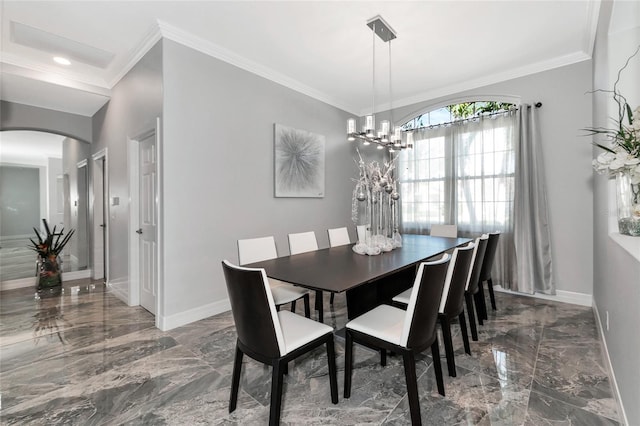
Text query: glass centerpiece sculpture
352 149 402 255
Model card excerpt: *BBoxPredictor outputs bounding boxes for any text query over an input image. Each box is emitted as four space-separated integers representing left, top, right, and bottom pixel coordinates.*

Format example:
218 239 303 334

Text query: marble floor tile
0 279 623 425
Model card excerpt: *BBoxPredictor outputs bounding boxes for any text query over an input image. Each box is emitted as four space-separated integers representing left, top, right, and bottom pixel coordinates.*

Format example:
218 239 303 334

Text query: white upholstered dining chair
327 227 350 247
327 227 351 305
430 224 458 238
287 231 327 322
222 260 338 425
344 254 451 425
393 242 476 378
238 236 310 318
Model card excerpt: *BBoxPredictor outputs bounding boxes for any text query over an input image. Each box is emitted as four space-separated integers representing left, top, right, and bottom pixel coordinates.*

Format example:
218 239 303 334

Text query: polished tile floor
1 279 621 425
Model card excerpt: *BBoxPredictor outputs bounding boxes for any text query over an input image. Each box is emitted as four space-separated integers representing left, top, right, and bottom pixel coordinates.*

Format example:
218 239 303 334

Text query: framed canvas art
274 124 325 198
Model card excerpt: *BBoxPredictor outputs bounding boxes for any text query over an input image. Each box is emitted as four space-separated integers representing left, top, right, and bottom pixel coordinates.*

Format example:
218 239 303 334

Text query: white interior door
92 156 105 281
138 132 157 314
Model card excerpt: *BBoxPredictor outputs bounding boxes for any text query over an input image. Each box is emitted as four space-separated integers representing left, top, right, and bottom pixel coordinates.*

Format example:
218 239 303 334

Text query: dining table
246 234 472 322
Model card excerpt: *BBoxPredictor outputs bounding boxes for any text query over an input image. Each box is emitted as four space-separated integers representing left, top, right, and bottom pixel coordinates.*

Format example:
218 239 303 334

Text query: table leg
315 290 324 323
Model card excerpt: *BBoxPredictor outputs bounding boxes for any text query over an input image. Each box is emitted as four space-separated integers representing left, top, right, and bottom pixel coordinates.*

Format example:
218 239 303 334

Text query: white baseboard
593 303 628 426
494 285 593 307
1 276 36 291
0 269 92 292
107 278 130 305
63 269 92 281
158 298 231 331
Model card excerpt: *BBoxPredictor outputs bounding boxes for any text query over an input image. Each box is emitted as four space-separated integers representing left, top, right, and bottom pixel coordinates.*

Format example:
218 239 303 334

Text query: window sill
609 232 640 262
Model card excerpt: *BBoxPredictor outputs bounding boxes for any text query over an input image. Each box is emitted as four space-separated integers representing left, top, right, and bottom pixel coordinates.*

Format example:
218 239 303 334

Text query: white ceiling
0 1 601 118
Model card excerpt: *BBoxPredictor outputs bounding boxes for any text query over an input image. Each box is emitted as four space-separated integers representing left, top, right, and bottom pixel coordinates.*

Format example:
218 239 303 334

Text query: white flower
592 159 610 174
624 156 640 166
609 158 626 171
597 152 615 164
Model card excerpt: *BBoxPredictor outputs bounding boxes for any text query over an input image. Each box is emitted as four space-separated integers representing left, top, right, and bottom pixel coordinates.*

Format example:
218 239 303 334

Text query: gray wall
1 101 93 143
63 138 91 270
0 165 40 236
91 40 163 295
592 1 640 424
386 61 594 297
161 39 358 319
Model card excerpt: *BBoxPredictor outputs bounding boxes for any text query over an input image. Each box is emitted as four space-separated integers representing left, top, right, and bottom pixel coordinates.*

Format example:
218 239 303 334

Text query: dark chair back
440 243 475 318
401 255 450 349
466 234 489 294
222 260 281 358
479 232 500 282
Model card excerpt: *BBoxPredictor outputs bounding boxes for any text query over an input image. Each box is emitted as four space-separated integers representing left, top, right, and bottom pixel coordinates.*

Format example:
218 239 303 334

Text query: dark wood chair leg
440 317 456 377
458 313 471 355
315 290 324 323
431 338 445 396
402 351 422 426
380 349 387 366
325 337 338 404
303 294 310 318
330 292 334 305
477 283 488 320
473 292 485 325
465 293 479 341
487 278 497 310
269 360 285 426
290 300 296 313
229 343 243 413
344 331 353 398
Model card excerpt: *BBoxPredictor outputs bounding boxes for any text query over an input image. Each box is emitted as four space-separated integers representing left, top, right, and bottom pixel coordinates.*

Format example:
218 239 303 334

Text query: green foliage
448 101 513 119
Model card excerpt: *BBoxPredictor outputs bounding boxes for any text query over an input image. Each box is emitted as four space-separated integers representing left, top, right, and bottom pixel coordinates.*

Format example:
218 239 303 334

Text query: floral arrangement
589 45 640 184
29 219 75 263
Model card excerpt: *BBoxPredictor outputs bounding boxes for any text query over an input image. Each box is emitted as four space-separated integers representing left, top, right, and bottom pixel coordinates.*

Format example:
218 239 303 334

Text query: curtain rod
406 102 542 131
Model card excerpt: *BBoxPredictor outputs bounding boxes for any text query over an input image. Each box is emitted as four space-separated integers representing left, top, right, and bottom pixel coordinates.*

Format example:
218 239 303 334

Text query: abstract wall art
274 124 325 197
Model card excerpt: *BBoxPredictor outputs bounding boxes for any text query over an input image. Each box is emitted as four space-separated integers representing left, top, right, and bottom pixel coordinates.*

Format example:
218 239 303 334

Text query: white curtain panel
512 106 554 294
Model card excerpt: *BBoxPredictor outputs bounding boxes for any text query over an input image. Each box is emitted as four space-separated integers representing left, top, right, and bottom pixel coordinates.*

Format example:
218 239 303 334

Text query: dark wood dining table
246 234 471 322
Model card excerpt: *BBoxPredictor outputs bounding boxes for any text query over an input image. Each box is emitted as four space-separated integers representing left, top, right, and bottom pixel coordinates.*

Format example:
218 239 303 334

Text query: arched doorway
0 130 93 288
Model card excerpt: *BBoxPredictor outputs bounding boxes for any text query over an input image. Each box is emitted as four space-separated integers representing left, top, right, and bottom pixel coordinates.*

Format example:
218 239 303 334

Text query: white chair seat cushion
269 279 309 305
277 310 333 355
345 304 406 346
392 288 412 306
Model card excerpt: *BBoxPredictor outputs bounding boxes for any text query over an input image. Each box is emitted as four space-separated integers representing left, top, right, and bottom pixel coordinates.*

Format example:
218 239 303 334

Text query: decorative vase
615 170 640 236
37 255 62 297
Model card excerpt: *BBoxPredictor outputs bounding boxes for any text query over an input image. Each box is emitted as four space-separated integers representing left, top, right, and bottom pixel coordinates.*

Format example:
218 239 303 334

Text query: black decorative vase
37 256 62 297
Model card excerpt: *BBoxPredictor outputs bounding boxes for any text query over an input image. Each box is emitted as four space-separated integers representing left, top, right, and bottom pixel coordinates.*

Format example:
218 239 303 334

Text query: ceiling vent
10 21 115 69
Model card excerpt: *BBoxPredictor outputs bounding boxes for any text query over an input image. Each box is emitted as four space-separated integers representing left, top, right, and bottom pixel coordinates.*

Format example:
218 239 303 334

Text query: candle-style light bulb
365 115 375 137
393 126 402 146
347 118 356 141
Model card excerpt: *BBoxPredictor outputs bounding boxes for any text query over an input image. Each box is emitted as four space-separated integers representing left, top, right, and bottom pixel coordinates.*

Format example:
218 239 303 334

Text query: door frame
91 148 109 284
128 117 163 326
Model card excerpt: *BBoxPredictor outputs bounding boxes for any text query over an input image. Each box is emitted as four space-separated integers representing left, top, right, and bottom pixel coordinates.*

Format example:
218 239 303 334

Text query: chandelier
347 16 413 152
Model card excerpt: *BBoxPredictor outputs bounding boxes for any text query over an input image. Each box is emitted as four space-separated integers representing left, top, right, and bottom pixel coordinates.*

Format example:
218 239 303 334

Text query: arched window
397 101 516 236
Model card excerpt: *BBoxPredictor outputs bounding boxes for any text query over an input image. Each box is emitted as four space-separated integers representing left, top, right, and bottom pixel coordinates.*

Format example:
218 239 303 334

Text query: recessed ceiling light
53 56 71 66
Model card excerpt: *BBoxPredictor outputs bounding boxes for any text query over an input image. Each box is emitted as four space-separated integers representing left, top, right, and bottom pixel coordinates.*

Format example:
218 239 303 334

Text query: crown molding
106 22 163 88
363 50 591 117
584 0 601 57
156 19 358 115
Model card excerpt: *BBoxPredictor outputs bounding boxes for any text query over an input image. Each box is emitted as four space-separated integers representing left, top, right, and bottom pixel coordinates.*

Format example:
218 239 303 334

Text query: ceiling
0 1 602 118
